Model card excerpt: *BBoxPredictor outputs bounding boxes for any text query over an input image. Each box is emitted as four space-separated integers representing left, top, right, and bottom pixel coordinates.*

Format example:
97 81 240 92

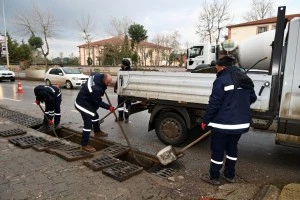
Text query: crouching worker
75 73 114 152
34 85 62 129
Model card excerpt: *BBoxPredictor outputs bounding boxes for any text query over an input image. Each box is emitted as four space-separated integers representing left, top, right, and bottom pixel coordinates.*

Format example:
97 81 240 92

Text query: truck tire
155 112 188 146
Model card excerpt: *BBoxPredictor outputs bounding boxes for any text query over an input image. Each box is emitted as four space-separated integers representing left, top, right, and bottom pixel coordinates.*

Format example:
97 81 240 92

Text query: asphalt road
1 80 300 189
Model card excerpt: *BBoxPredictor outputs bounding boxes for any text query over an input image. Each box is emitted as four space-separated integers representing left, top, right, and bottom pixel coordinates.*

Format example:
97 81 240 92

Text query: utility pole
2 0 9 67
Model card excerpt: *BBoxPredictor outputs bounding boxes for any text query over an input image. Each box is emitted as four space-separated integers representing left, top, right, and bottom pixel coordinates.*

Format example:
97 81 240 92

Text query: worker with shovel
201 56 257 185
74 73 114 152
34 85 62 130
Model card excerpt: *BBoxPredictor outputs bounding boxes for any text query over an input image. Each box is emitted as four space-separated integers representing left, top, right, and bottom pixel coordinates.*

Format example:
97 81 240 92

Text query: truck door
276 18 300 146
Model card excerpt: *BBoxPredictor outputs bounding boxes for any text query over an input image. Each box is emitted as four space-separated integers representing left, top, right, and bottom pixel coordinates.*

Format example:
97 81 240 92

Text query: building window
257 26 268 34
271 24 276 30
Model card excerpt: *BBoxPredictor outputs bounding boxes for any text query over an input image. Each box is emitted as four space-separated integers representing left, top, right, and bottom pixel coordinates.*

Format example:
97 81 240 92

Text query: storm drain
32 140 65 152
84 155 122 171
0 128 27 137
102 161 143 182
50 149 94 161
99 144 130 157
0 107 43 128
149 166 178 178
9 135 48 148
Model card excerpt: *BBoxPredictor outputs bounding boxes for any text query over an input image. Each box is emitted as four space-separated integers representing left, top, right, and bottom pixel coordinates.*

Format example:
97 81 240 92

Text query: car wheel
45 79 51 85
155 112 188 146
10 78 15 82
66 80 73 89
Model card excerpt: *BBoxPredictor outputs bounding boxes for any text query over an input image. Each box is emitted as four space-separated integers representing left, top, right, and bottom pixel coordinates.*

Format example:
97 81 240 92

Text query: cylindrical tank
236 30 275 70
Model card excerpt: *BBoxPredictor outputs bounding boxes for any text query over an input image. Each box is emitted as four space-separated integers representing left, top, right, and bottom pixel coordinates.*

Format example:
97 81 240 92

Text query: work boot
54 124 61 129
115 117 124 122
81 145 96 153
94 130 108 137
221 174 235 183
125 118 129 123
201 173 221 185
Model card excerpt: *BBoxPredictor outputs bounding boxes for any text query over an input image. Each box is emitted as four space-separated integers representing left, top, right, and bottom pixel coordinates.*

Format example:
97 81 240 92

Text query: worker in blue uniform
114 58 132 123
34 85 62 129
201 56 257 185
75 73 114 152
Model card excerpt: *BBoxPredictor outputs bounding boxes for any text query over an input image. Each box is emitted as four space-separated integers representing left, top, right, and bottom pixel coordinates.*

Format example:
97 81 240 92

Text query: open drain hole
0 106 179 179
38 127 172 171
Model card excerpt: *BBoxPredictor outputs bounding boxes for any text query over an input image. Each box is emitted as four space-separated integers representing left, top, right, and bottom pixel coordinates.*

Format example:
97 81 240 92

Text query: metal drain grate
84 155 122 171
51 149 94 161
100 144 130 157
0 128 27 137
32 140 65 151
149 166 178 178
0 107 43 128
102 161 143 182
9 135 48 148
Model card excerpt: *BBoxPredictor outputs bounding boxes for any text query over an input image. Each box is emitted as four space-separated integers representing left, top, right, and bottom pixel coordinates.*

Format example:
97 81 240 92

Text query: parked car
0 65 15 82
44 67 89 89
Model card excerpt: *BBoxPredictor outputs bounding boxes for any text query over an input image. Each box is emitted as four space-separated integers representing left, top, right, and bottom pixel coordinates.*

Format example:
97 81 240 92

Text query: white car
44 67 89 89
0 65 15 82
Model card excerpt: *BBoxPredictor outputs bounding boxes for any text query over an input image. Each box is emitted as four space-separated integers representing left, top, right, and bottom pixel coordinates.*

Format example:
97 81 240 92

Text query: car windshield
62 67 81 74
0 66 7 71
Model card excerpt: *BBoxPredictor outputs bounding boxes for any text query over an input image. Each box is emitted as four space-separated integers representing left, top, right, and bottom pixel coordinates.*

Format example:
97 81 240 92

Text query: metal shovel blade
156 145 177 166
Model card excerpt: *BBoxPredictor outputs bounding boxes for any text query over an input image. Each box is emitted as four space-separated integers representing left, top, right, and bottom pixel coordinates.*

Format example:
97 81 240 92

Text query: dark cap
121 59 131 67
216 56 234 67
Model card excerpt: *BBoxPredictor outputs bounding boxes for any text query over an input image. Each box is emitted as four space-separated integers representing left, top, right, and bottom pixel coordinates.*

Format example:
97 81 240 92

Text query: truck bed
117 71 272 111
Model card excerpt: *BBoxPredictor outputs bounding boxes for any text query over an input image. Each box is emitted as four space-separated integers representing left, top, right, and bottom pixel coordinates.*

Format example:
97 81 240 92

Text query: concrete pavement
1 116 300 200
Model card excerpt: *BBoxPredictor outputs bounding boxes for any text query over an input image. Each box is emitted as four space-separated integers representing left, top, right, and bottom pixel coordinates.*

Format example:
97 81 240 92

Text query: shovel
37 104 59 138
156 130 211 166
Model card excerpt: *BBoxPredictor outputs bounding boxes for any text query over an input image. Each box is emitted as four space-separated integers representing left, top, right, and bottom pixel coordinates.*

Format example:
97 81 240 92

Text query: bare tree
107 17 133 37
152 31 181 66
244 0 275 21
196 0 231 44
77 15 95 70
14 3 58 66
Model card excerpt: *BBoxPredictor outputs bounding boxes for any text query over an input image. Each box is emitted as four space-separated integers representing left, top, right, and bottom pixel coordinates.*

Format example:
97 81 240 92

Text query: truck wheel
66 80 73 89
155 112 188 146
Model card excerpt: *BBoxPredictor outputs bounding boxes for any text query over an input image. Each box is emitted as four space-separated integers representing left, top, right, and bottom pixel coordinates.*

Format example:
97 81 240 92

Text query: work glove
201 122 207 131
48 119 53 126
35 100 40 105
109 106 115 112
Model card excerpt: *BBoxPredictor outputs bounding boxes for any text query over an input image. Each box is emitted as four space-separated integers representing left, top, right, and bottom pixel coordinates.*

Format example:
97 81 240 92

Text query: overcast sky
0 0 299 58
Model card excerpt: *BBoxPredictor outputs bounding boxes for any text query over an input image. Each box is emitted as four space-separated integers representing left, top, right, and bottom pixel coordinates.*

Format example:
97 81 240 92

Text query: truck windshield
188 46 204 58
62 67 81 74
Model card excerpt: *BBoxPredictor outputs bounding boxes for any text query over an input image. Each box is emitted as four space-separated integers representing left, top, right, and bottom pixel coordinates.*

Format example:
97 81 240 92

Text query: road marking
70 110 79 113
1 97 21 102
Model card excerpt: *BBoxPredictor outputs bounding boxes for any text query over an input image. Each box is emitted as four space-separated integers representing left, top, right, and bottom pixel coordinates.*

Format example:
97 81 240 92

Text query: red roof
78 36 171 49
227 14 300 28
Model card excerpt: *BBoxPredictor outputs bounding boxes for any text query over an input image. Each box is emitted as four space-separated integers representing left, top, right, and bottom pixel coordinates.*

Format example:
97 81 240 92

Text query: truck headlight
72 77 79 80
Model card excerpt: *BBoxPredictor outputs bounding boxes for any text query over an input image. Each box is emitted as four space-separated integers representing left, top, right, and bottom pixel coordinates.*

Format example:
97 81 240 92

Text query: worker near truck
75 73 114 153
114 58 132 123
201 55 257 185
34 85 62 129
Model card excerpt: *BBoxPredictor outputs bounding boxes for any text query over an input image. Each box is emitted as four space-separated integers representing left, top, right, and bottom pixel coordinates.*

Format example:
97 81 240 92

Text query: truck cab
186 44 217 71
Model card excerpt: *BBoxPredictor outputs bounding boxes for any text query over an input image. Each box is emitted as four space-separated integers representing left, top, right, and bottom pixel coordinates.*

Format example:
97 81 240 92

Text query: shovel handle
99 100 126 124
36 103 59 138
178 130 211 154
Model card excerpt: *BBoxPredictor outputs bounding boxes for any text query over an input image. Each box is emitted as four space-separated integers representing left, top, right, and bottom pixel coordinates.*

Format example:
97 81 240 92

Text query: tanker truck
116 6 300 147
